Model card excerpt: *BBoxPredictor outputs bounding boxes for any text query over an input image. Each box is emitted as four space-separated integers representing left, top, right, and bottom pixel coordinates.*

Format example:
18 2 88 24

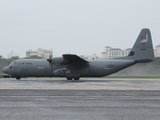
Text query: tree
0 55 2 60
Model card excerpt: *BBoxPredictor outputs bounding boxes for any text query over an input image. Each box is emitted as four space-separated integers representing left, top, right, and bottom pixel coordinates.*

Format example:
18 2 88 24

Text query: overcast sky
0 0 160 58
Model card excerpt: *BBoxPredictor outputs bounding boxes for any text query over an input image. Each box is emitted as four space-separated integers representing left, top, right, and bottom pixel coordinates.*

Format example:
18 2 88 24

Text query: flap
62 54 89 63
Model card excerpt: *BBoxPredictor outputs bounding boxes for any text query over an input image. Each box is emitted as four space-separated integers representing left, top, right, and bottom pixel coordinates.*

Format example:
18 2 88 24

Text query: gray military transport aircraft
3 28 155 80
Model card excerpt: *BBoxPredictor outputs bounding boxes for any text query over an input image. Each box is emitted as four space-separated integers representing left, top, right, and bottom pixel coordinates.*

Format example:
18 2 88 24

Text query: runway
0 77 160 90
0 78 160 120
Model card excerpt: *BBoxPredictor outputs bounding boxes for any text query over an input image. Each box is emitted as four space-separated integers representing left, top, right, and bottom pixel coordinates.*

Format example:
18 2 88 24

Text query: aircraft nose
2 67 9 74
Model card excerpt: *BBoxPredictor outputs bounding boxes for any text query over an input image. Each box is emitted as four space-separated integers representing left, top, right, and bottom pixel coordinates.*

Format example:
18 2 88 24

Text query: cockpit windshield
9 61 16 66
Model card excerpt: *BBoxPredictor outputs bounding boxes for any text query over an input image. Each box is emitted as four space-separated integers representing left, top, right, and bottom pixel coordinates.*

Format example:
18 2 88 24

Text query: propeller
47 54 52 63
47 54 53 69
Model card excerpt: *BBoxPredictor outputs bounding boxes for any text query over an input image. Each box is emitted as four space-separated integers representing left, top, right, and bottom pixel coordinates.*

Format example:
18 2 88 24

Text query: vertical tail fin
128 28 155 62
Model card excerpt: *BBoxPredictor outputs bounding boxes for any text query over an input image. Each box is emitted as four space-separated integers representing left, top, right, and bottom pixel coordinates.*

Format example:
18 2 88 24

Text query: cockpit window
9 61 16 66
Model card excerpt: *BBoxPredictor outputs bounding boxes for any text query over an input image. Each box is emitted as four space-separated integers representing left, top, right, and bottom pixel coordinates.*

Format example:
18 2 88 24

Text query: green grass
104 76 160 79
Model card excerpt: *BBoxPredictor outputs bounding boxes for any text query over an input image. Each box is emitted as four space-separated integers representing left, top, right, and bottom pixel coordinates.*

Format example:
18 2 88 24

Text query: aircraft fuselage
3 58 135 79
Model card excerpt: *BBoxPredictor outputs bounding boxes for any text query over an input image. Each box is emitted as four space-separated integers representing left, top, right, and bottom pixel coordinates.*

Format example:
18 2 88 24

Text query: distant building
101 46 131 58
154 45 160 57
8 51 20 58
101 45 160 58
81 54 99 60
26 48 53 59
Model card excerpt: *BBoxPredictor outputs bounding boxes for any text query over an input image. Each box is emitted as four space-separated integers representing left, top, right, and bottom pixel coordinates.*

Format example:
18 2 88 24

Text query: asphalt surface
0 78 160 120
1 78 160 90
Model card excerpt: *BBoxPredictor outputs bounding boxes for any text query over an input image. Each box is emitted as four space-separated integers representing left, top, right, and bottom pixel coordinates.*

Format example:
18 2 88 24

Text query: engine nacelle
50 57 69 67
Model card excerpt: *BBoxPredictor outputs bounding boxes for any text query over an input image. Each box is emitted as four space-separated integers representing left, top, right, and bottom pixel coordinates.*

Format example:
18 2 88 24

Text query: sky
0 0 160 58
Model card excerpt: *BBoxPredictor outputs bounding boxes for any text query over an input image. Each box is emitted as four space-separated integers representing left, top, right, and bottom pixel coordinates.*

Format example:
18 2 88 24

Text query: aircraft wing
62 54 89 63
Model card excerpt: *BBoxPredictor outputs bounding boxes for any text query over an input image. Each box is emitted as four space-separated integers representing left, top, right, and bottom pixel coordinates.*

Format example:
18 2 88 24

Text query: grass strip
104 76 160 79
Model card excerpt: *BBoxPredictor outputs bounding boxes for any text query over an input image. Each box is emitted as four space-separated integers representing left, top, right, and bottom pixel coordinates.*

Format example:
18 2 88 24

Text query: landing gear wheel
16 76 21 80
74 77 80 80
66 77 72 80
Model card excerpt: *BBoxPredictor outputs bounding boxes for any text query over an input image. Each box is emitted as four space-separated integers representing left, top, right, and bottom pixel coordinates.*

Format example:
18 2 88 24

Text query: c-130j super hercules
3 28 155 80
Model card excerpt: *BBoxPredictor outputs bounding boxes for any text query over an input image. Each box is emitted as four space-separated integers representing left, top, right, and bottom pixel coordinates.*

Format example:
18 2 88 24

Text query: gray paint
3 29 155 80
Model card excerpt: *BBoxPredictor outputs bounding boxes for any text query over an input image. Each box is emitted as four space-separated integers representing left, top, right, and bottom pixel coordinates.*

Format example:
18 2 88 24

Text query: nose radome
2 67 9 74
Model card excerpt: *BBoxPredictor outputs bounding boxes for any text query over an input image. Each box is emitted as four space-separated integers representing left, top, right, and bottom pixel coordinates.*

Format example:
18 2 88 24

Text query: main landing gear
16 76 21 80
66 77 80 80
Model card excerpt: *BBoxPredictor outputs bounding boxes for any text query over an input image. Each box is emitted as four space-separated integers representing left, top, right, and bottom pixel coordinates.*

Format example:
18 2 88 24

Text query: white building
101 45 160 58
8 51 20 59
101 46 131 58
26 48 53 59
154 45 160 57
80 54 99 60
